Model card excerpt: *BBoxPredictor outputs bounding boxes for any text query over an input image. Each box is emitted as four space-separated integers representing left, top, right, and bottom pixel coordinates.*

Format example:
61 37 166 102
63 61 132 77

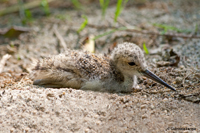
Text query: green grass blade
153 23 192 33
93 27 127 40
99 0 110 17
40 0 50 15
71 0 81 9
195 23 198 33
77 15 88 33
143 42 149 54
114 0 122 22
93 29 116 40
114 0 129 22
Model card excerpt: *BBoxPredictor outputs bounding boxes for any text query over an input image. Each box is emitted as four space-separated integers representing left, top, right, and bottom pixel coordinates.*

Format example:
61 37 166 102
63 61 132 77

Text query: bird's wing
30 51 85 88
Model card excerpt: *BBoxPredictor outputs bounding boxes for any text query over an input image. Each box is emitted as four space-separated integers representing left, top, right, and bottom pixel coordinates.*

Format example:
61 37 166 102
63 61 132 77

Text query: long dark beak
141 69 176 91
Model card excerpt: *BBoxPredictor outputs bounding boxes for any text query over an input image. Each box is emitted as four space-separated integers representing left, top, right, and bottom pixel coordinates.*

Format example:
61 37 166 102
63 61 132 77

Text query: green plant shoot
78 15 88 33
114 0 129 22
143 42 149 54
99 0 110 18
71 0 81 9
93 27 127 40
40 0 50 15
153 23 191 34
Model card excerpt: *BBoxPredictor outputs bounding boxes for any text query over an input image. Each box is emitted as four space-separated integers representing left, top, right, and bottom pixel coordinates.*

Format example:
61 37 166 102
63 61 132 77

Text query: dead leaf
81 35 95 53
108 42 117 54
157 48 180 67
156 61 171 67
178 93 200 103
0 26 30 38
0 54 11 73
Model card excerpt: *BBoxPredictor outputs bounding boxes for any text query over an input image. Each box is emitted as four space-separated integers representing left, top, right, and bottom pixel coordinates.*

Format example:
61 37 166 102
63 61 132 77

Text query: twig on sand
182 68 196 89
87 24 200 39
53 25 68 51
0 54 11 73
0 0 55 16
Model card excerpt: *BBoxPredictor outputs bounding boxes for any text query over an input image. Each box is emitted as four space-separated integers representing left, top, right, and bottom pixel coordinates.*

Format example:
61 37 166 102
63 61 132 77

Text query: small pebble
163 98 168 102
32 110 37 115
150 111 155 115
179 65 185 70
141 105 146 109
85 128 90 133
25 128 29 132
47 93 54 97
168 122 174 126
142 114 148 119
175 77 182 84
96 120 101 125
150 104 154 109
10 128 14 133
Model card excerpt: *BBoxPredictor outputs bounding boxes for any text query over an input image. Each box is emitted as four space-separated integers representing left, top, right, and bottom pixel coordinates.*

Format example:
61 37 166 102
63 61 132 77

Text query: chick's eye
128 62 136 66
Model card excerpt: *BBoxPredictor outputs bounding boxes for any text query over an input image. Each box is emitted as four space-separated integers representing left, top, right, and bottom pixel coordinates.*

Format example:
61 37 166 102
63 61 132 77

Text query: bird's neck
109 60 133 91
123 75 133 87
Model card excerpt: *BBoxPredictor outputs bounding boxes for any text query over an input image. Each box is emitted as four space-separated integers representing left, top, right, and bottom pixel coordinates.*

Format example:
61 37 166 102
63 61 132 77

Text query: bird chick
30 42 176 92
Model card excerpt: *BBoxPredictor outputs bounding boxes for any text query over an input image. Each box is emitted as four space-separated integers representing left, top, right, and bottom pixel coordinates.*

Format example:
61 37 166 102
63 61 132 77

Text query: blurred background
0 0 199 95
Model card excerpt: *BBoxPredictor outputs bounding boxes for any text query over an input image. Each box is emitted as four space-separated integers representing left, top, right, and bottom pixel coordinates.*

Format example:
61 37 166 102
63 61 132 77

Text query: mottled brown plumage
30 42 176 92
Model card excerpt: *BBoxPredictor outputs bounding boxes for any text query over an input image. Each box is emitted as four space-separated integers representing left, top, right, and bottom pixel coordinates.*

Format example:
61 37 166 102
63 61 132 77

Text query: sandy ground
0 87 199 133
0 0 200 132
